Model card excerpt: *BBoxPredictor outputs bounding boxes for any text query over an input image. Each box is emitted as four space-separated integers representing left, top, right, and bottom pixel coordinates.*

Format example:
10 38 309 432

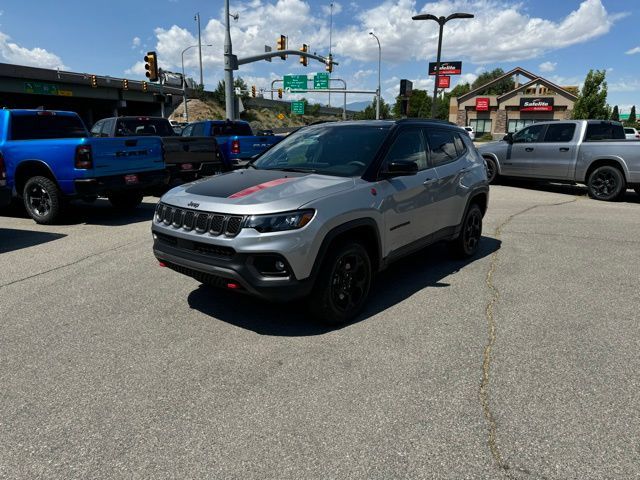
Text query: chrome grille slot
210 215 224 235
163 207 174 225
183 211 195 231
155 203 164 222
226 216 243 236
172 209 185 228
195 213 209 233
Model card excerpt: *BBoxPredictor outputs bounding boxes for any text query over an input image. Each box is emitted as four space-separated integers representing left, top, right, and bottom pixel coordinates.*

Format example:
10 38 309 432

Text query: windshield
116 118 174 137
253 124 390 177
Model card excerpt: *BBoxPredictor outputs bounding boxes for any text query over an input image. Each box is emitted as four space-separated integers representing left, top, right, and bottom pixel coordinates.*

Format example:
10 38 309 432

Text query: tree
354 96 392 120
628 105 636 125
211 77 250 105
572 70 610 120
471 69 514 95
611 105 619 121
392 89 431 118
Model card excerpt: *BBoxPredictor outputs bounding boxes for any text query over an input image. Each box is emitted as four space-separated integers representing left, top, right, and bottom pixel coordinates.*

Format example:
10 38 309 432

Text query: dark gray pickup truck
91 116 225 186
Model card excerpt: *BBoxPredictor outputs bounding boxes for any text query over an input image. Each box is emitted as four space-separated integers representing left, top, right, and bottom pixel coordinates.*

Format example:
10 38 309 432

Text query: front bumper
152 228 314 302
0 186 11 208
74 170 168 196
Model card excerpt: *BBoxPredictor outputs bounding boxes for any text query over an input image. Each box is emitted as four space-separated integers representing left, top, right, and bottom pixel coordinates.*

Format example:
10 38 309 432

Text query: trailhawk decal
228 177 295 198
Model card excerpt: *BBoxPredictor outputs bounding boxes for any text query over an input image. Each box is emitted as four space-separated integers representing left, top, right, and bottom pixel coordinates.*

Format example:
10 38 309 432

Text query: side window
192 123 205 136
453 133 467 155
90 120 103 137
585 122 626 141
512 124 546 143
383 129 428 170
103 118 115 137
181 124 194 137
427 129 459 166
544 123 576 143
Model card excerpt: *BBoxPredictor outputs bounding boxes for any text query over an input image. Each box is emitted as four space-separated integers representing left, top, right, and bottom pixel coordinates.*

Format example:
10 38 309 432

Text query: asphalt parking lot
1 184 639 479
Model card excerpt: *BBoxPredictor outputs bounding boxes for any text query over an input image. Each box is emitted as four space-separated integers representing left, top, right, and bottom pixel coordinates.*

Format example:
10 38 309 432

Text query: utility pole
369 32 381 120
195 13 204 88
223 0 235 119
328 2 333 108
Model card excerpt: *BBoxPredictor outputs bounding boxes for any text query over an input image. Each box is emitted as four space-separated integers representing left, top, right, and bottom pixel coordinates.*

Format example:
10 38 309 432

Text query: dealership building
449 67 579 138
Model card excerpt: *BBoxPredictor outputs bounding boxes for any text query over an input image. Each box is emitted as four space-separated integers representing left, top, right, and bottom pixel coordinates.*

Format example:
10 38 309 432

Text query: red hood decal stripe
228 177 294 198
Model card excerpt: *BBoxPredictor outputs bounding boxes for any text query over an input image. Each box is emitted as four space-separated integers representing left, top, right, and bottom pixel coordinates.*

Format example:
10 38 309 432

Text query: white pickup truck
477 120 640 201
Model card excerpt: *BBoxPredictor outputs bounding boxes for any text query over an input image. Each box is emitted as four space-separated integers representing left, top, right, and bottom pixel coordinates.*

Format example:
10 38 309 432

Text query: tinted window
90 120 103 137
115 118 174 136
384 129 428 170
585 122 625 141
192 123 206 136
10 113 86 140
211 123 253 136
181 124 194 137
427 129 459 166
454 134 467 155
624 128 635 134
544 123 576 142
254 124 390 177
512 124 546 143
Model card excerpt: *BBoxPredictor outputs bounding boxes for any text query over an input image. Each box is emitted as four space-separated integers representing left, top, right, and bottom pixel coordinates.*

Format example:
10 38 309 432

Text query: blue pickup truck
181 120 282 167
0 109 166 224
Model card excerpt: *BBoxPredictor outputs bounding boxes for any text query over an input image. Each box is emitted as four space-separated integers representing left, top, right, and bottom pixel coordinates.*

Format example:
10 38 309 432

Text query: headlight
245 210 315 233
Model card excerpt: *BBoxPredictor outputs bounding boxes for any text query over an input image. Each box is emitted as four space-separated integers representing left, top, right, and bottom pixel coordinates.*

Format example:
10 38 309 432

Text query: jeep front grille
155 202 244 237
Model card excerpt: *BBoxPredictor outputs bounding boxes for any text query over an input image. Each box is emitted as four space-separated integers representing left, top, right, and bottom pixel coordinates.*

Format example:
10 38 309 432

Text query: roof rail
396 118 456 125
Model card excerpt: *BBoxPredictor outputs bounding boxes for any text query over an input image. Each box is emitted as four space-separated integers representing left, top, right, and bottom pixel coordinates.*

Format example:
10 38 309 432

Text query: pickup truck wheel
108 192 143 210
451 204 483 258
587 166 625 201
484 157 498 184
634 186 640 197
23 176 62 225
311 242 372 326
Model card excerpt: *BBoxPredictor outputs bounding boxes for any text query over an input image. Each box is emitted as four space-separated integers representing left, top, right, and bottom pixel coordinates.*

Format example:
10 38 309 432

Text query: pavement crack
0 240 143 289
480 197 578 478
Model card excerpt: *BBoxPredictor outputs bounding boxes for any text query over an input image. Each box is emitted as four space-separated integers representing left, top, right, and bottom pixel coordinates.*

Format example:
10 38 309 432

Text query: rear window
116 118 174 137
584 122 625 141
544 123 576 142
10 113 86 140
427 129 459 166
211 123 253 136
624 128 635 134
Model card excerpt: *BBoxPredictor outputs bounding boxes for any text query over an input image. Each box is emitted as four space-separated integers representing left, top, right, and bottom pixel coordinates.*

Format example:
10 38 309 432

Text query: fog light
275 260 286 271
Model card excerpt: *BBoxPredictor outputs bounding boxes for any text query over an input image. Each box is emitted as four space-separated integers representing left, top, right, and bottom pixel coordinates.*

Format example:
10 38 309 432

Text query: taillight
75 145 93 169
0 151 6 186
231 139 240 155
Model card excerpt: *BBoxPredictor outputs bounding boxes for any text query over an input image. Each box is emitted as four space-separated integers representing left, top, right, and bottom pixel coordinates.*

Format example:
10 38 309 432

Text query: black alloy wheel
484 157 498 184
23 176 62 224
587 166 625 201
451 204 483 258
330 250 369 315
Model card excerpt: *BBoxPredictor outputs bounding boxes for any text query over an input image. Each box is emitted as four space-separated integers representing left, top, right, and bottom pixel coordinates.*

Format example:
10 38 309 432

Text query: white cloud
0 31 66 69
609 78 640 93
131 36 141 49
625 46 640 55
321 2 342 16
354 69 374 80
539 61 557 72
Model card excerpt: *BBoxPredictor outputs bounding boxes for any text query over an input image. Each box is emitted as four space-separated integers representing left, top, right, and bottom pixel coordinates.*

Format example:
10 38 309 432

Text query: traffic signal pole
223 0 236 120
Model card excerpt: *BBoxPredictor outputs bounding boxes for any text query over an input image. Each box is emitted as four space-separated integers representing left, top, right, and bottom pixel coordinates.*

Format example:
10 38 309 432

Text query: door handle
559 147 570 152
525 147 534 152
423 177 437 186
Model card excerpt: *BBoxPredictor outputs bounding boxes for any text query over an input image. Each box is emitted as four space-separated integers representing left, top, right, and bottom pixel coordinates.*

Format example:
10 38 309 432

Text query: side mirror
384 160 418 177
503 133 513 144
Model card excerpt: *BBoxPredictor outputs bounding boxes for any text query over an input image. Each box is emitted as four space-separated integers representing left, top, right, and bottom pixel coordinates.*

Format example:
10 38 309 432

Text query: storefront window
469 119 492 134
508 119 538 133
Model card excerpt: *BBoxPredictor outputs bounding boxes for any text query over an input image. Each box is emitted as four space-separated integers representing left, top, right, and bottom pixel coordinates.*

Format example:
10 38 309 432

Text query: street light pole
182 44 213 123
223 0 235 119
412 12 474 119
195 13 204 88
369 32 381 120
328 2 333 107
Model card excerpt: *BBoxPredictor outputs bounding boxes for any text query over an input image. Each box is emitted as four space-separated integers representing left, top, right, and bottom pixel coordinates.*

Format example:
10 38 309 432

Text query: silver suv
152 120 489 324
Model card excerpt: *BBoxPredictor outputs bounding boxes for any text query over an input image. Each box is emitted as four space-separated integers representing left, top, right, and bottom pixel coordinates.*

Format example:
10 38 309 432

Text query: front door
527 122 577 180
378 128 438 253
504 123 548 177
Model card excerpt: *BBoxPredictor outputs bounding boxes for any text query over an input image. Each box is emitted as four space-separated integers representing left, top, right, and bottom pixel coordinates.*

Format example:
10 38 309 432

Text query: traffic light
122 79 129 90
144 51 159 82
325 54 333 73
90 75 98 88
276 35 287 60
251 85 256 98
299 44 308 66
142 81 148 92
277 88 283 99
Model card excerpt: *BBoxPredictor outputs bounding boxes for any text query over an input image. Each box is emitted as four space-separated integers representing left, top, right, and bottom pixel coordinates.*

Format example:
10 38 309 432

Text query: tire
310 242 372 326
108 191 143 210
451 204 483 258
634 186 640 197
484 156 498 184
587 165 626 201
23 176 63 225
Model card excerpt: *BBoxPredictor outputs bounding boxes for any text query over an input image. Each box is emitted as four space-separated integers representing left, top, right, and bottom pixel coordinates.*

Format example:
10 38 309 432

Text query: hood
161 168 355 215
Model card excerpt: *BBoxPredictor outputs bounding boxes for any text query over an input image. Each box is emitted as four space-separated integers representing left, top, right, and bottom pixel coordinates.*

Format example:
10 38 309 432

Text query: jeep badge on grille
187 201 200 208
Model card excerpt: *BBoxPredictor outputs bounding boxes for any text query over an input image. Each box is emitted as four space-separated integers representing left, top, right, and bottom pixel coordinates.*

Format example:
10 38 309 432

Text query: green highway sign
283 74 308 91
24 82 58 95
291 101 305 115
313 72 329 90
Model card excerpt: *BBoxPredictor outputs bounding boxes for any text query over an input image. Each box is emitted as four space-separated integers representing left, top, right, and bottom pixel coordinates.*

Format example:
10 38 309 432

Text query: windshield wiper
274 167 317 173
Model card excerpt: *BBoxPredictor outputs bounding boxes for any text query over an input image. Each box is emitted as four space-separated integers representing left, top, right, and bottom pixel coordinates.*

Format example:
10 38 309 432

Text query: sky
0 0 638 111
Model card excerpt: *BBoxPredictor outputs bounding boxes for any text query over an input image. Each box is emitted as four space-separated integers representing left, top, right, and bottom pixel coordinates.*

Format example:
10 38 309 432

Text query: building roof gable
497 77 578 101
457 67 539 103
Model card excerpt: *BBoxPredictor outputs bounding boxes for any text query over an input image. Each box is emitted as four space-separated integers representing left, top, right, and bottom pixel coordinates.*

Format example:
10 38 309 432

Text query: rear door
527 123 577 180
380 127 439 250
504 123 547 177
